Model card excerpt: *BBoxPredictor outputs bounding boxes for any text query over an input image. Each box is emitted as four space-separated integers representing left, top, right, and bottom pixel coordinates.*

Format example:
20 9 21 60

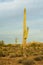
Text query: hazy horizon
0 0 43 44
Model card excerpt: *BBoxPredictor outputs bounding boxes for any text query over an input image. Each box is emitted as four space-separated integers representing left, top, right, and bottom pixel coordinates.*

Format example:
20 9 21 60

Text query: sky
0 0 43 44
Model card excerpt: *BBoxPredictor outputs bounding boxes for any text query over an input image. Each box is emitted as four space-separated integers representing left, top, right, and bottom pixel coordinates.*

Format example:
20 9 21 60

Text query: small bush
0 51 3 57
22 59 35 65
34 56 43 61
18 59 23 63
9 53 16 58
41 56 43 60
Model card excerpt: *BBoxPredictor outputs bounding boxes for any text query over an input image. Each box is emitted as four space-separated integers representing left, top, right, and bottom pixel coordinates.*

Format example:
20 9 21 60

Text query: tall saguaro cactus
22 8 29 57
23 8 29 47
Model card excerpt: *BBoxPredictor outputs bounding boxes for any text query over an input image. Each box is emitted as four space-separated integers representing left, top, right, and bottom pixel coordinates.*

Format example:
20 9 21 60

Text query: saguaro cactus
22 8 29 57
23 8 29 47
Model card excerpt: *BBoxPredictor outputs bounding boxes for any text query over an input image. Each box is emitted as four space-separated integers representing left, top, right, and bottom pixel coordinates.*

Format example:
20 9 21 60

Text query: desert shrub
0 47 9 57
22 59 35 65
3 48 8 51
9 53 16 58
40 52 43 55
34 56 43 61
18 58 35 65
16 54 23 57
0 40 5 46
18 59 23 63
16 51 23 57
30 43 37 50
40 56 43 59
33 53 38 56
7 44 12 47
3 51 9 57
0 51 3 57
15 49 23 57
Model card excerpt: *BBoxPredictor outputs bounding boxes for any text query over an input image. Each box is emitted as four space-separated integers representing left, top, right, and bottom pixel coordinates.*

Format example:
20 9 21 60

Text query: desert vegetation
0 40 43 65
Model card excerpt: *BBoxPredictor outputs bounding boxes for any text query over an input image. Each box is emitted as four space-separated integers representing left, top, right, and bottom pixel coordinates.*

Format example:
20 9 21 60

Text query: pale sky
0 0 43 43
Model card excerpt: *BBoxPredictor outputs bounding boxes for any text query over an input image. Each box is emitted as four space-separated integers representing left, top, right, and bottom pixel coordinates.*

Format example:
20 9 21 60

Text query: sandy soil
0 55 43 65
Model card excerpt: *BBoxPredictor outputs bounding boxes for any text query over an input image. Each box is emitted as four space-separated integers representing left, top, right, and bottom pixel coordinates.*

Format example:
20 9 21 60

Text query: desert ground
0 55 43 65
